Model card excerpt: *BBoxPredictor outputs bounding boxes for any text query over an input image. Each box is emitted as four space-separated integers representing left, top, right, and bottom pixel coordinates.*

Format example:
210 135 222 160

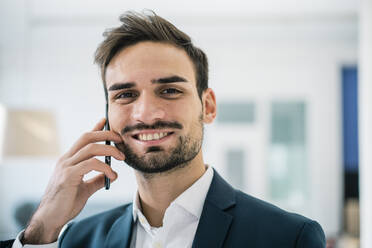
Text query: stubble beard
115 114 204 176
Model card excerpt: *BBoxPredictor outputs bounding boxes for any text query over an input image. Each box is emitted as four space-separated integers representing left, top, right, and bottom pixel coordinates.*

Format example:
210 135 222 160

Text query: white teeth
138 132 169 141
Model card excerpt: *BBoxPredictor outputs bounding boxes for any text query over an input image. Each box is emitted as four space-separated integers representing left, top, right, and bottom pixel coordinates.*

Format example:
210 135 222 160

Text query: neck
134 152 206 227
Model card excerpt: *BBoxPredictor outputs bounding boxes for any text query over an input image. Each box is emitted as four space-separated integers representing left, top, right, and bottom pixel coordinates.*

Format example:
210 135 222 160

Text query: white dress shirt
129 165 213 248
12 165 214 248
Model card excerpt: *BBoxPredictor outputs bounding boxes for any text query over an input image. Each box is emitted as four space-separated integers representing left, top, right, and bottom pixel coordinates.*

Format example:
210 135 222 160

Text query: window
268 102 308 208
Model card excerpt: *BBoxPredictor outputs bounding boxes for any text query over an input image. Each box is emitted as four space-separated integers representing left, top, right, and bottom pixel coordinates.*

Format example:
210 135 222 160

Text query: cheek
108 106 130 134
175 101 202 125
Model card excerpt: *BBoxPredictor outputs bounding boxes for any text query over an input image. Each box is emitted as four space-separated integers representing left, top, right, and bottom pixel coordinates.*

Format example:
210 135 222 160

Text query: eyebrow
108 82 135 91
151 75 188 84
108 75 188 91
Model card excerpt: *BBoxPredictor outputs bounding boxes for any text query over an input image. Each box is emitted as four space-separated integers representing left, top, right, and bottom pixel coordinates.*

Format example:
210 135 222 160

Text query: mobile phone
104 102 111 190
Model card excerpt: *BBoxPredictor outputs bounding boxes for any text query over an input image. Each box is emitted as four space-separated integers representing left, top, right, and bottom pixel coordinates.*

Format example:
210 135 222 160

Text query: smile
133 132 174 141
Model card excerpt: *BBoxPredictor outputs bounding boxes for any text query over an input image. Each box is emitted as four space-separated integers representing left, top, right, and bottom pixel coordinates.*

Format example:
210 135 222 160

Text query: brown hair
94 10 209 100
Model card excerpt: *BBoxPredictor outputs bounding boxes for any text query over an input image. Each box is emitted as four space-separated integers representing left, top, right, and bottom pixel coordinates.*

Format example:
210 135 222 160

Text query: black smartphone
104 102 111 190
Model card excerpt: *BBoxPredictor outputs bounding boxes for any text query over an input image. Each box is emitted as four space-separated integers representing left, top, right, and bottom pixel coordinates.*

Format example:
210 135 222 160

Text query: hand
22 118 125 244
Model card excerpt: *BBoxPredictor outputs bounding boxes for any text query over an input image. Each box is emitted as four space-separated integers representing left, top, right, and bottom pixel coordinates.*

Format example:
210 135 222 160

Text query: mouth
131 131 175 145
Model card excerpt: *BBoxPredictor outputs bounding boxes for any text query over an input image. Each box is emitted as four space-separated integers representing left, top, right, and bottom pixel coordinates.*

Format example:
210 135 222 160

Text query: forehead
105 41 196 88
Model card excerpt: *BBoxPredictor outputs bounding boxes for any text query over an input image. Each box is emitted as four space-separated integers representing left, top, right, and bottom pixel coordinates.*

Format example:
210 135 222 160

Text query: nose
131 92 166 124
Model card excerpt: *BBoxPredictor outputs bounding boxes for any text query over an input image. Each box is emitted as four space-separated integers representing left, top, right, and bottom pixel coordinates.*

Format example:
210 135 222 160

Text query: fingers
92 118 106 131
66 143 124 166
71 158 117 180
65 131 123 159
84 173 117 197
63 118 123 159
74 158 118 196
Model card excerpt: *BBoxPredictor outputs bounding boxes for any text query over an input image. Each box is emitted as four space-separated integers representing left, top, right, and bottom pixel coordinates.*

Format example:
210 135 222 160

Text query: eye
161 88 182 95
116 91 138 99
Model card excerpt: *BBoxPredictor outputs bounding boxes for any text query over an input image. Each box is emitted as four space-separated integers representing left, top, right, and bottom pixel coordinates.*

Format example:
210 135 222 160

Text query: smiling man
1 11 325 248
107 42 207 178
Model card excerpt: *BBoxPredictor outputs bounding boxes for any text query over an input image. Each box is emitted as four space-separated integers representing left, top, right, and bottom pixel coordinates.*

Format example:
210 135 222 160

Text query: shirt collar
132 165 214 222
132 188 141 222
172 165 213 218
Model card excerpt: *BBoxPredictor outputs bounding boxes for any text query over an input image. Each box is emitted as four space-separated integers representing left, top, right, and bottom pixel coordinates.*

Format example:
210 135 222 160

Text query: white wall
0 0 358 240
359 0 372 247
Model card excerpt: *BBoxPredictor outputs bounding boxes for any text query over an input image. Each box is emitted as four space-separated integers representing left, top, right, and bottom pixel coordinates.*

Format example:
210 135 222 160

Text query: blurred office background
1 0 371 247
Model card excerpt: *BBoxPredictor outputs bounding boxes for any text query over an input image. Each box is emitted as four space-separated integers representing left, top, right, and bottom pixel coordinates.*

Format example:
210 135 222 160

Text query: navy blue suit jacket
1 169 326 247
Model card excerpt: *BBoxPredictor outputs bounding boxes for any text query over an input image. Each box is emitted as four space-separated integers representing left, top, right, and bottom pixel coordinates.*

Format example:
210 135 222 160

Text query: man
1 11 326 248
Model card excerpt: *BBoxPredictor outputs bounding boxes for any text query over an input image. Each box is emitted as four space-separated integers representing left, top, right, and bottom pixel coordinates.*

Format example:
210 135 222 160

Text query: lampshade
0 104 60 160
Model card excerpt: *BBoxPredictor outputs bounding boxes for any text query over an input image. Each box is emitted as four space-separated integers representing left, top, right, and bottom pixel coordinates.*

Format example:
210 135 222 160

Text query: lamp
0 104 60 161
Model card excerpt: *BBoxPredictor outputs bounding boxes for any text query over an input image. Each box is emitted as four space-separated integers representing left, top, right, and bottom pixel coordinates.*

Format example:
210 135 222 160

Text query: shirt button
153 241 163 248
139 217 145 224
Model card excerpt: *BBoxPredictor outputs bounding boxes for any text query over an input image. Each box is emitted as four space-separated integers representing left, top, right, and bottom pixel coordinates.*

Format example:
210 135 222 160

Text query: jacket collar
192 168 236 248
204 168 236 210
104 204 134 248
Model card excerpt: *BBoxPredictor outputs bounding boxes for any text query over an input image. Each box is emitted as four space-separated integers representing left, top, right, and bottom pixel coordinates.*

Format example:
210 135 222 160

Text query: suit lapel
192 169 236 248
192 201 233 248
105 203 134 248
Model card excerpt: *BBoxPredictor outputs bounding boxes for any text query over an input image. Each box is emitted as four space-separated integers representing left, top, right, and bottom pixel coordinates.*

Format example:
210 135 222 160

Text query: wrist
22 219 61 245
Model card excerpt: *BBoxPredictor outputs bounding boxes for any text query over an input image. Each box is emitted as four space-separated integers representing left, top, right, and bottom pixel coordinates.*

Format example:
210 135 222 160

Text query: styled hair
94 10 209 100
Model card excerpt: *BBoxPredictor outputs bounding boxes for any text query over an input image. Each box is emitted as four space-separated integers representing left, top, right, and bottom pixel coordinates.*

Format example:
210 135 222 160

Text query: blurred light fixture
0 104 60 161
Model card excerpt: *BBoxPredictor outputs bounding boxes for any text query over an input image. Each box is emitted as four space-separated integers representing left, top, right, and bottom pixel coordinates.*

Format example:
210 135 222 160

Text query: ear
202 88 217 124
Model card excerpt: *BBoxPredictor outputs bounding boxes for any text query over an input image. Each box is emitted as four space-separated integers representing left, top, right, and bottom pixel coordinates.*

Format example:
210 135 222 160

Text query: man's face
105 41 210 174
